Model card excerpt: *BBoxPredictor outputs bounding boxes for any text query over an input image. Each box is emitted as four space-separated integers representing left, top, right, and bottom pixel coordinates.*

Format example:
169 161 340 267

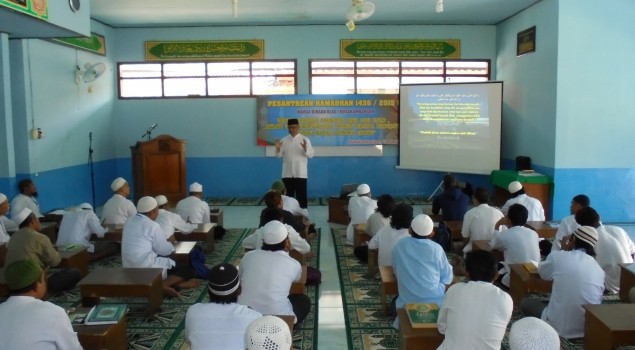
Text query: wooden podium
131 135 186 205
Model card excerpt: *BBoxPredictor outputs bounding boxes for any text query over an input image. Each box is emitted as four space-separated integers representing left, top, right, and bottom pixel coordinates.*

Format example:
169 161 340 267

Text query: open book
405 303 439 328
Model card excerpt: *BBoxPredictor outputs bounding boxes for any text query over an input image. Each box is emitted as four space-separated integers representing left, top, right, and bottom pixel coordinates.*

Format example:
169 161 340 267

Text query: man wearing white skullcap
246 315 293 350
176 182 211 224
437 250 513 349
185 263 262 350
10 178 43 219
122 196 200 297
0 193 16 243
56 202 117 262
5 208 82 295
238 220 310 325
101 177 136 224
391 214 453 328
520 226 604 338
500 181 545 221
345 184 377 245
509 317 560 350
155 195 196 242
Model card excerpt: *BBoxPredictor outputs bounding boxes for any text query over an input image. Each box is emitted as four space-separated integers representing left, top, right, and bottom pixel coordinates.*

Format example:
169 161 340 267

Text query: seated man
392 214 454 328
368 203 413 267
122 196 200 297
520 226 605 339
101 177 136 224
11 178 43 219
0 259 82 349
501 181 545 221
354 194 395 262
260 190 305 235
176 182 211 224
346 184 377 245
461 187 504 254
238 220 310 325
552 194 590 251
155 195 196 241
243 207 310 255
0 193 15 243
246 315 293 350
432 174 469 221
437 250 513 349
271 180 309 219
509 317 560 350
5 208 81 295
56 203 118 262
185 263 263 350
490 204 540 288
575 206 635 293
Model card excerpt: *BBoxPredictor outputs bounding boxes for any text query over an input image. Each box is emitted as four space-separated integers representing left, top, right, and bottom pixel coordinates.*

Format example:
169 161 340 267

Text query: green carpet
331 227 634 350
5 227 320 349
206 197 327 206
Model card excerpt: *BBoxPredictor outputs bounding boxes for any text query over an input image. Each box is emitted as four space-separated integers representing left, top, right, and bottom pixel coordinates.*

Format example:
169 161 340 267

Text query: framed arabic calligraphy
145 40 265 61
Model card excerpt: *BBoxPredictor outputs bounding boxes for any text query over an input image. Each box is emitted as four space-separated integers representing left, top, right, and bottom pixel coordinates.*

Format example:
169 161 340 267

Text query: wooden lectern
131 135 186 205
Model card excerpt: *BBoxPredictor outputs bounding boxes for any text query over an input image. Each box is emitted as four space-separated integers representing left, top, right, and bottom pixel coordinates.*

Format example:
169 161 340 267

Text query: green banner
51 33 106 56
145 40 265 61
0 0 48 19
341 39 460 59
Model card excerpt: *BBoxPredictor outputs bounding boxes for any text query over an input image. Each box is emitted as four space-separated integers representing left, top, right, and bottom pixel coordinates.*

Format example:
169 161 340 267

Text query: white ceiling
90 0 542 27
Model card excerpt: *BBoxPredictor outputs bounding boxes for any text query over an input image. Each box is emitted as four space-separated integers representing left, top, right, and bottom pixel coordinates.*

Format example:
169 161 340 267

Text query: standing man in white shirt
176 182 211 224
0 259 83 349
461 187 504 254
0 193 15 243
56 203 117 262
155 195 196 241
101 177 136 224
122 196 200 297
346 184 377 245
501 181 545 221
437 250 512 350
10 178 43 219
552 194 590 251
575 206 635 294
275 118 314 209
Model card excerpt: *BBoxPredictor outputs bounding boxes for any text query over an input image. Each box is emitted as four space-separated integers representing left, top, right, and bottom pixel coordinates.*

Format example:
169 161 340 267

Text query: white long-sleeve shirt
176 196 211 224
156 208 196 240
122 214 175 279
501 194 545 221
101 194 136 225
595 225 635 293
346 195 377 244
276 133 314 178
11 193 42 218
56 210 107 253
242 222 310 254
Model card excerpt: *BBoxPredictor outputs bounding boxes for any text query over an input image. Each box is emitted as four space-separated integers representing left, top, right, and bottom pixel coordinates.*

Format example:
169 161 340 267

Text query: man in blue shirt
432 174 469 221
391 214 454 328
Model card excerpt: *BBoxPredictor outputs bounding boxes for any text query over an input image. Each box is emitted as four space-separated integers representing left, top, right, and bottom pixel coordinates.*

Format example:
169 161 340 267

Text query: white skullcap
111 177 127 192
508 181 523 194
246 315 292 350
573 225 599 247
357 184 371 196
0 193 7 204
137 196 158 213
155 195 168 206
79 203 93 211
411 214 434 237
262 220 288 245
14 208 32 226
509 317 560 350
190 182 203 192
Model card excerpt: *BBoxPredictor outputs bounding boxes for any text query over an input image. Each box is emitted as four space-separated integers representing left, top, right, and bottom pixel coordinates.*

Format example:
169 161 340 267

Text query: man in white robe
10 178 43 219
176 182 211 224
101 177 136 224
346 184 377 245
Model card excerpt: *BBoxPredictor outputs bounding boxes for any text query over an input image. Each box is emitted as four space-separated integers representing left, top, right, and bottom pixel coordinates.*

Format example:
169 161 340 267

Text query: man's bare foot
175 279 201 289
163 286 181 298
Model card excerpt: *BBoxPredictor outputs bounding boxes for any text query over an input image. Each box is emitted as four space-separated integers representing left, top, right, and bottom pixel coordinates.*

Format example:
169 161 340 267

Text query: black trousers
288 293 311 325
283 177 308 209
48 268 82 295
354 245 369 263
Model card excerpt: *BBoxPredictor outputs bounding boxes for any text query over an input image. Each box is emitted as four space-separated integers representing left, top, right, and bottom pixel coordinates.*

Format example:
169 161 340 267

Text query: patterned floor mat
206 197 326 206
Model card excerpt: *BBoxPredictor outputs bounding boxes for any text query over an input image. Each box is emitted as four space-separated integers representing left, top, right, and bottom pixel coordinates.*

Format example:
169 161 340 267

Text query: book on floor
85 304 127 325
405 303 439 328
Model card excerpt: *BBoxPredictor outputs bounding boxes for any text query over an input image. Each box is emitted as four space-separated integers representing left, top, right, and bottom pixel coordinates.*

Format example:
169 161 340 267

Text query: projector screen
398 81 503 175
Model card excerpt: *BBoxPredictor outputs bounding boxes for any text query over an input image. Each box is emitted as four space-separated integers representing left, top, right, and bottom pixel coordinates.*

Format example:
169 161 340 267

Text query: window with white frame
309 59 490 94
118 60 297 98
